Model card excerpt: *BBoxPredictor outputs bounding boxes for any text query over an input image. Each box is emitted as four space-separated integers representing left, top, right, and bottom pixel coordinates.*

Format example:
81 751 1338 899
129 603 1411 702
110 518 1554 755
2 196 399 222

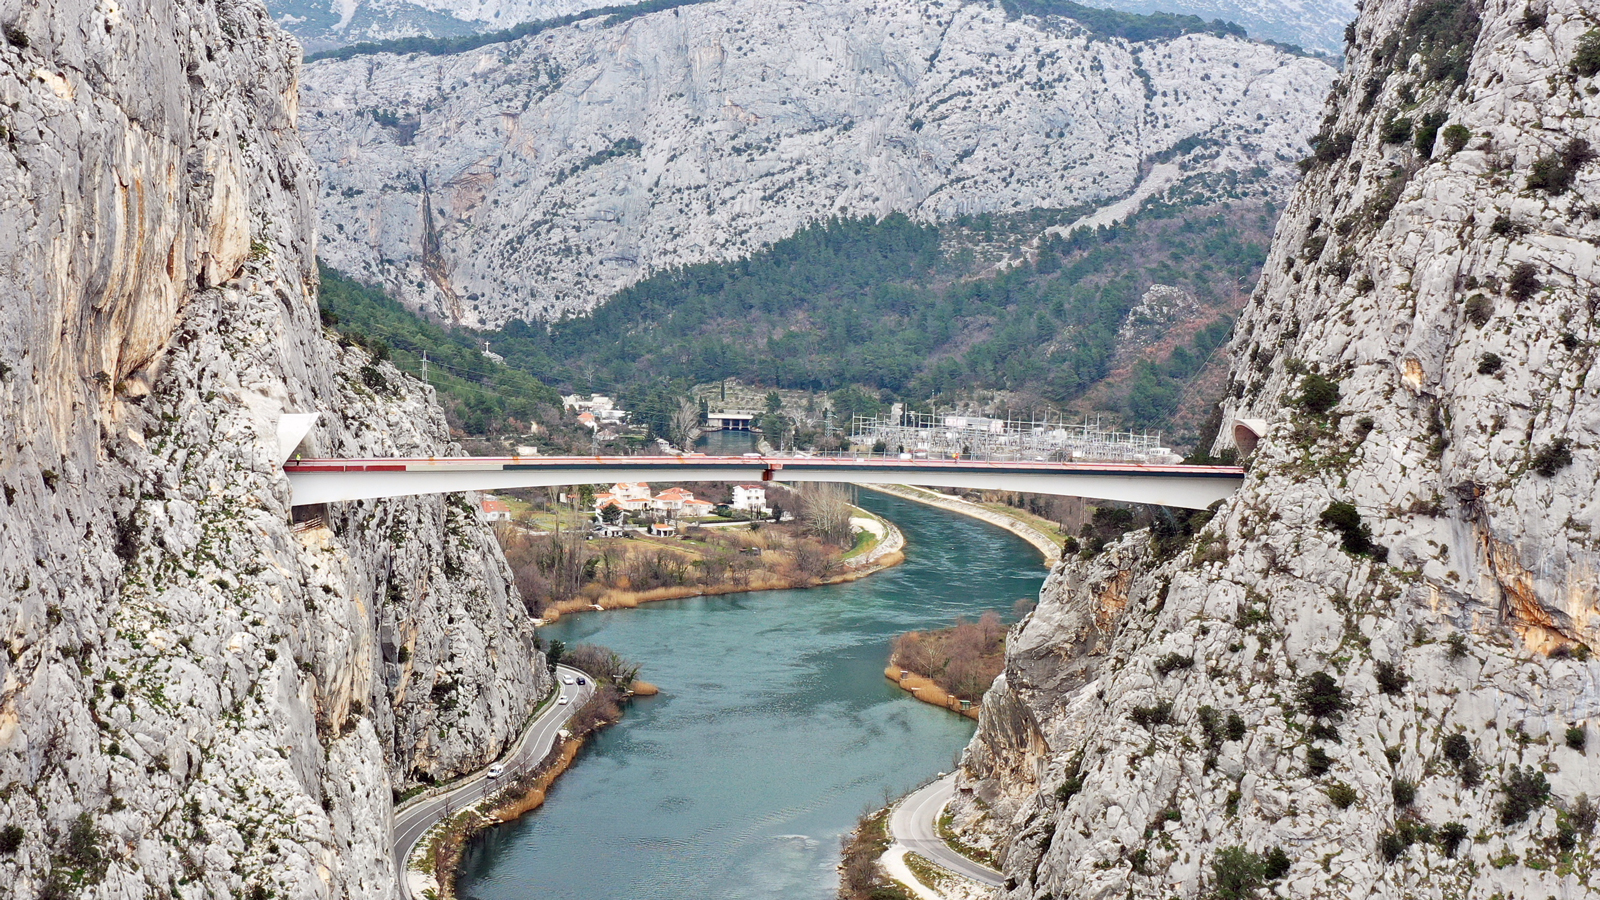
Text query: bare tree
800 483 854 547
669 397 701 450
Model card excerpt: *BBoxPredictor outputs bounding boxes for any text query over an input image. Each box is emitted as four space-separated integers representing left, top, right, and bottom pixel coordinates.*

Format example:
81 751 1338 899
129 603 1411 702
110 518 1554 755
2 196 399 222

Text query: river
455 490 1047 900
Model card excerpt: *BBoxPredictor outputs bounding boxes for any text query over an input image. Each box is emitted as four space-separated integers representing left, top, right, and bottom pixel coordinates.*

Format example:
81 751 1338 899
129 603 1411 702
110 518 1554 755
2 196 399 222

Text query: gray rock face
956 0 1600 896
274 0 1353 61
298 0 1335 326
0 2 545 897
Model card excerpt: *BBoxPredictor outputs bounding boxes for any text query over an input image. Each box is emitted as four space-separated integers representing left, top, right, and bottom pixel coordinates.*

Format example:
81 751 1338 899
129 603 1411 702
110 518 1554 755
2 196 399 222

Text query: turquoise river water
455 490 1047 900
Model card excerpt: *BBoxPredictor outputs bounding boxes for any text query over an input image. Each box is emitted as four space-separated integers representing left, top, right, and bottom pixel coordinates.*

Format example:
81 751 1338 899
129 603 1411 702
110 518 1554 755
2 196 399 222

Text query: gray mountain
300 0 1336 326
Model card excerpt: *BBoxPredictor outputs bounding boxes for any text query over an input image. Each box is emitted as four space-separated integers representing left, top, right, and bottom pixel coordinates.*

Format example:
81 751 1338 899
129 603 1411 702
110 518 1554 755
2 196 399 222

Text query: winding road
890 774 1004 888
391 665 595 895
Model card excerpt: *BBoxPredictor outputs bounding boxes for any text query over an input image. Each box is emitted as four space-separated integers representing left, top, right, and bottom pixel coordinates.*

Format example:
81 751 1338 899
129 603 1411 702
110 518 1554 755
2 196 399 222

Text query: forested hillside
501 201 1268 433
324 197 1274 445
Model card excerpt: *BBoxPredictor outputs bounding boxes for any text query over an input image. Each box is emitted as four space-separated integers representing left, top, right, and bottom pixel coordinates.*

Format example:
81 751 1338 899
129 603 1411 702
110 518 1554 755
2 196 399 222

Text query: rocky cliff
298 0 1335 326
273 0 1353 57
955 0 1600 896
0 1 545 898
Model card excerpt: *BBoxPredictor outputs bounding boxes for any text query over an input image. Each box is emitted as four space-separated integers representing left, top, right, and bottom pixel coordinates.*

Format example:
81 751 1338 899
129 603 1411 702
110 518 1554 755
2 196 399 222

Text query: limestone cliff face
957 0 1600 896
0 2 545 898
298 0 1334 325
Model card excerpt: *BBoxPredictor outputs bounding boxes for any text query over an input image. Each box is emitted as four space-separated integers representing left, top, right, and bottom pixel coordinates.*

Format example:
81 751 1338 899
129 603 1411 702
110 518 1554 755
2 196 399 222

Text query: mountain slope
951 0 1600 896
299 0 1335 326
274 0 1354 58
0 0 545 896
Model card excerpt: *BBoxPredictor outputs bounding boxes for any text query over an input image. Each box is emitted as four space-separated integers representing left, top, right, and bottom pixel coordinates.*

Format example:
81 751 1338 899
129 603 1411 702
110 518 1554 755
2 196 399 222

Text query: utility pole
421 351 429 383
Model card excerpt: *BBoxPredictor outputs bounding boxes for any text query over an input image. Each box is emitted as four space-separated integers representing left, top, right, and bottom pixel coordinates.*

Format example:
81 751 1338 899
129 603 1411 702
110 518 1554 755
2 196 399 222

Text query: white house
563 393 628 425
480 497 512 522
651 487 694 515
731 484 770 515
595 482 652 515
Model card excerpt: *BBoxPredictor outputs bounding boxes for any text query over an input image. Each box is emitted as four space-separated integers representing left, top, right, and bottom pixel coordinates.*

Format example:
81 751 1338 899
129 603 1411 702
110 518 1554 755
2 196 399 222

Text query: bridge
282 455 1245 510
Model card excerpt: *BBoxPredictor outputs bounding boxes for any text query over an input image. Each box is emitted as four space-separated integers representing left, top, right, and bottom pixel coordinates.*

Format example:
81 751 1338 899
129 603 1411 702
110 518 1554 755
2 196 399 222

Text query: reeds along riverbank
532 544 905 622
883 663 979 720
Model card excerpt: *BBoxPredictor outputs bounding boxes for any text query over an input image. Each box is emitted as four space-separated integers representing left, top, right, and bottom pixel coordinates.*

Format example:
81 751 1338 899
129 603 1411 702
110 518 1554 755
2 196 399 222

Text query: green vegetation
1437 821 1470 857
1508 261 1541 301
1001 0 1245 43
1197 705 1246 755
1442 732 1483 786
1301 130 1354 171
1380 820 1433 862
1305 746 1333 777
1297 672 1347 720
1478 352 1502 374
1392 777 1418 808
1499 765 1551 826
317 263 569 437
1319 502 1382 558
1532 437 1573 477
1294 373 1341 415
1374 660 1409 695
1208 844 1289 899
0 824 21 853
557 137 643 183
1154 652 1194 676
1463 293 1492 326
1574 29 1600 77
1526 138 1595 194
1442 123 1473 153
1412 111 1448 158
305 0 711 61
1325 780 1358 808
1372 0 1482 87
1567 725 1587 751
323 194 1274 444
487 206 1266 437
1130 698 1174 728
1381 114 1413 144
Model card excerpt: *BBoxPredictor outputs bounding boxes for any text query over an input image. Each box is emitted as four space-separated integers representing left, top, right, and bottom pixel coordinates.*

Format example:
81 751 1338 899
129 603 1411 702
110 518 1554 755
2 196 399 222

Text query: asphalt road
889 774 1004 888
391 665 595 894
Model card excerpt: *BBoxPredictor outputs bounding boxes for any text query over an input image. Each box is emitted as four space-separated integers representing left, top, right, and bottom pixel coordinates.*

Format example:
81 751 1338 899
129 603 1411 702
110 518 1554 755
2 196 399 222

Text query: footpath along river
455 491 1047 900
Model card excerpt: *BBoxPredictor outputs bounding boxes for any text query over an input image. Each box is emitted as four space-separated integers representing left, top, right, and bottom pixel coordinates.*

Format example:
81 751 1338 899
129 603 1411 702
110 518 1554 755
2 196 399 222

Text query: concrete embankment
856 484 1062 565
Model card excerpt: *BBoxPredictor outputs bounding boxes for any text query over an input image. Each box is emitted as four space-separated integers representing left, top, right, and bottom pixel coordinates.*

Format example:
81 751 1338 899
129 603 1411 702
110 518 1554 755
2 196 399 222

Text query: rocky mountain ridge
952 0 1600 896
272 0 1354 58
298 0 1336 326
0 0 544 897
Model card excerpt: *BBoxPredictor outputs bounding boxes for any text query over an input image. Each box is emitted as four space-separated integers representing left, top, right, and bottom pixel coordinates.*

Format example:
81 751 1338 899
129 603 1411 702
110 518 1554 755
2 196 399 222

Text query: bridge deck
283 455 1245 510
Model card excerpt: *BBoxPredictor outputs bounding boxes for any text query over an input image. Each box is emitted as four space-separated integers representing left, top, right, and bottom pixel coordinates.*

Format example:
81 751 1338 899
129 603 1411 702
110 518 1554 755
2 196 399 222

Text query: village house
731 484 770 515
594 482 653 515
479 497 512 522
595 483 719 523
651 487 694 515
562 393 628 426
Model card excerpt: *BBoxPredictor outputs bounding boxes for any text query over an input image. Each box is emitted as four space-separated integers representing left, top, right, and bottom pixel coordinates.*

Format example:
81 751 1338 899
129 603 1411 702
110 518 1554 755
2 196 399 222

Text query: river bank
401 662 637 900
532 511 905 623
856 484 1063 565
883 664 978 720
455 491 1040 900
413 734 595 900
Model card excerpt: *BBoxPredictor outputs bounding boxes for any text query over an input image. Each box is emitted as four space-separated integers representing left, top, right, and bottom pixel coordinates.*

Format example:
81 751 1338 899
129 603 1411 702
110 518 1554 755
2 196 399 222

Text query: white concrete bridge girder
285 462 1240 510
